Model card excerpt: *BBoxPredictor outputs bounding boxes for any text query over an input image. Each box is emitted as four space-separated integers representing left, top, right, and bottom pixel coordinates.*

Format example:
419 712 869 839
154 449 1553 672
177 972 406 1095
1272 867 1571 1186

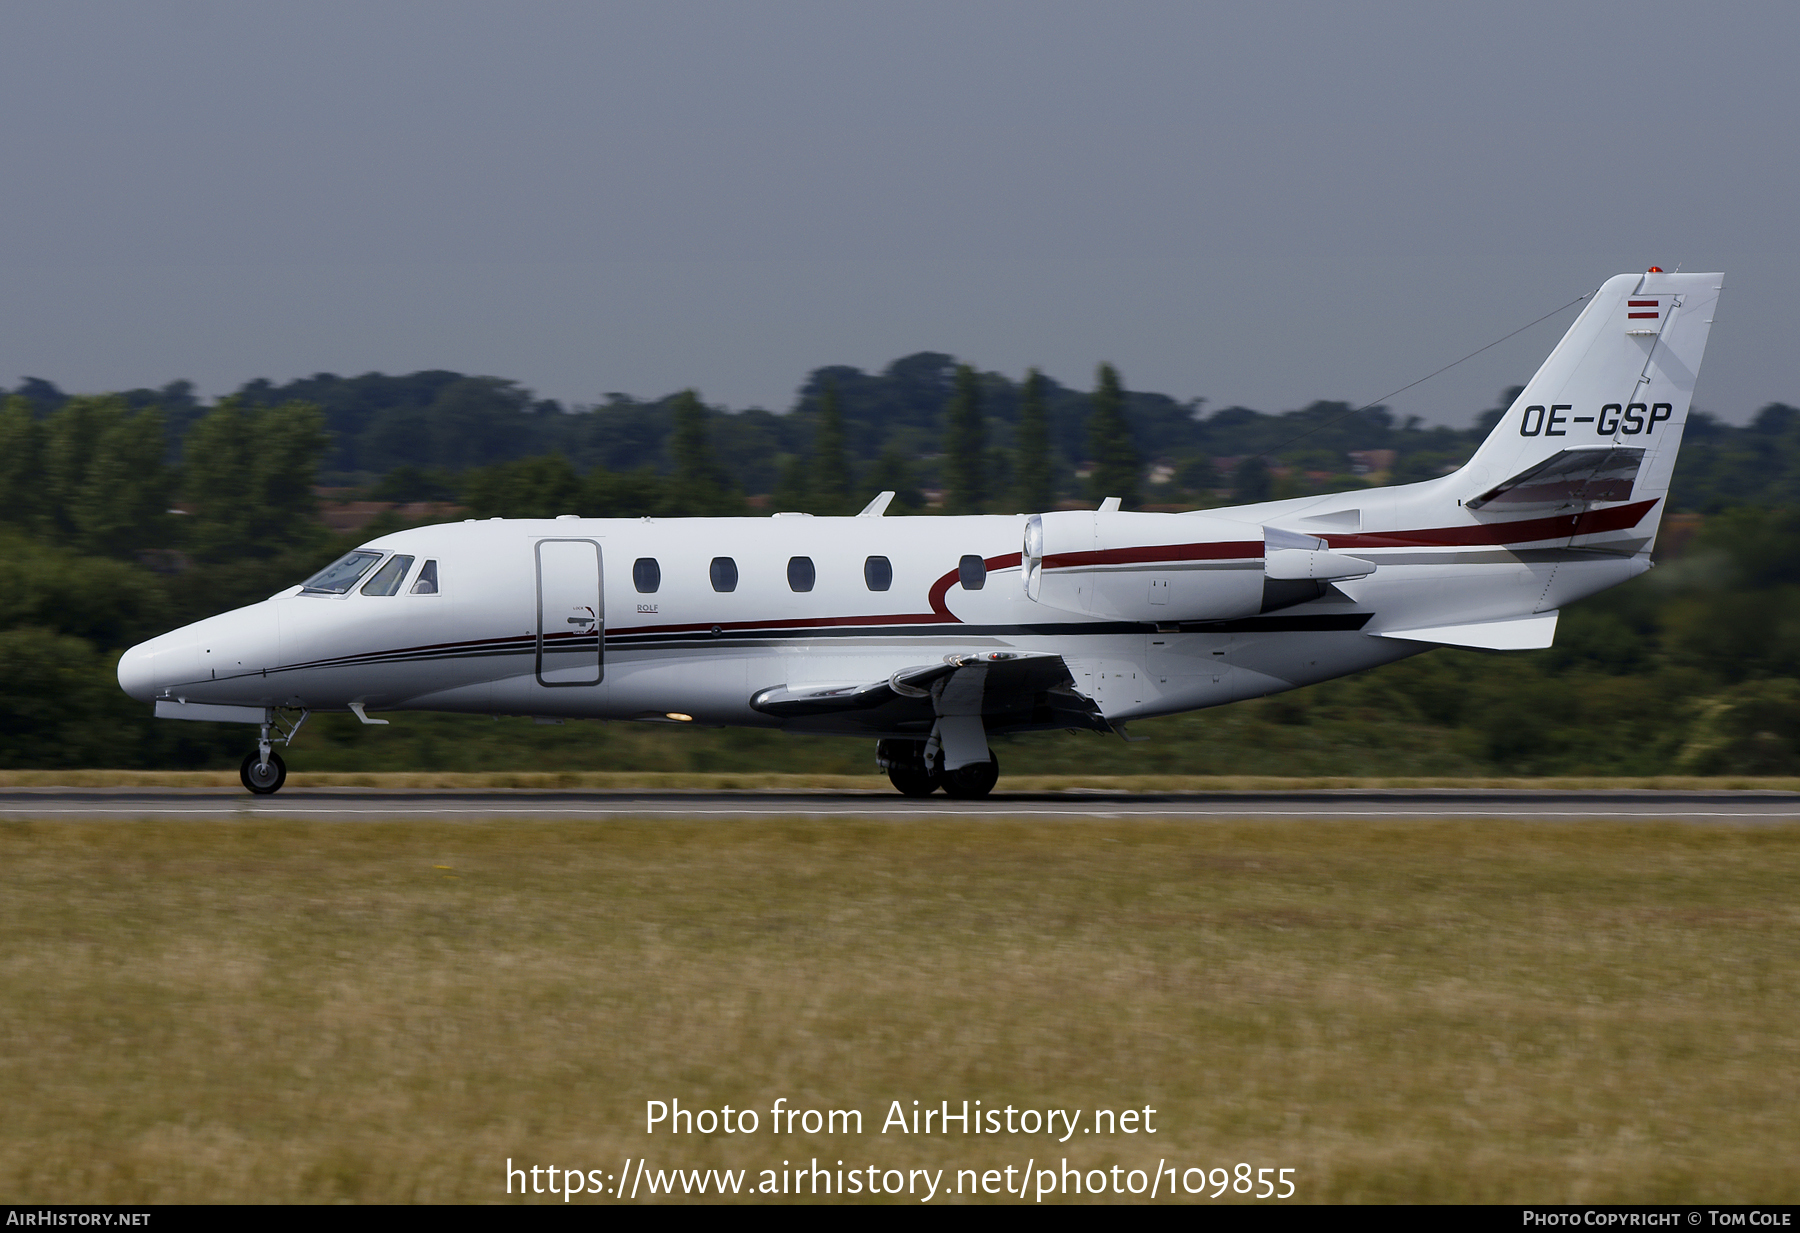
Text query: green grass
2 817 1796 1203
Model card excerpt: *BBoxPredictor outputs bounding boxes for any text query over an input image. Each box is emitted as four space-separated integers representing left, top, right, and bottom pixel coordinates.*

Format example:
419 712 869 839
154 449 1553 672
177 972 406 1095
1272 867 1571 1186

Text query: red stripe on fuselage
927 551 1021 618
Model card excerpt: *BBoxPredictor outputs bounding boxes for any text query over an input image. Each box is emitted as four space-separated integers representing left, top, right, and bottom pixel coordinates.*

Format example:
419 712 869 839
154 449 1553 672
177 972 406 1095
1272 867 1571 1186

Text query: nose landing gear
240 750 287 795
239 709 308 795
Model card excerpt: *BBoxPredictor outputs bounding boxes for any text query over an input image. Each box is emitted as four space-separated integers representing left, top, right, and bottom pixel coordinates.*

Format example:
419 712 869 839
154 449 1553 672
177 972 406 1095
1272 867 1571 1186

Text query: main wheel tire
240 750 287 795
887 765 940 797
940 755 999 800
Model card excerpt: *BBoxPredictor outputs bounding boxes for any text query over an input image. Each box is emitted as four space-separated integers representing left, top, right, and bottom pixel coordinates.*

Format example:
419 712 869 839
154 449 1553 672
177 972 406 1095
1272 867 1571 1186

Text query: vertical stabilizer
1458 270 1722 551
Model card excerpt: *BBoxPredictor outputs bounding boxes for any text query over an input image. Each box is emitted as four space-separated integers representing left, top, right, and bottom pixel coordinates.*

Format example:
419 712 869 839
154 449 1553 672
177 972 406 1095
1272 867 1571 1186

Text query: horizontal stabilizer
1374 610 1559 650
1467 447 1645 512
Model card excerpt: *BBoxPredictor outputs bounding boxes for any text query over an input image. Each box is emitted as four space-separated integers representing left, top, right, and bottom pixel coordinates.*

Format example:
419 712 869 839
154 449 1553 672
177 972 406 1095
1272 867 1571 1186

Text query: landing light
665 712 694 722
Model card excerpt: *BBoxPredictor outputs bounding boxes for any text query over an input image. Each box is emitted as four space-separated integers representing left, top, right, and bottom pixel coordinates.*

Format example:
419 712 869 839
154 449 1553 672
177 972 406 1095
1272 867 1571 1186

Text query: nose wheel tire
940 755 999 800
240 751 287 795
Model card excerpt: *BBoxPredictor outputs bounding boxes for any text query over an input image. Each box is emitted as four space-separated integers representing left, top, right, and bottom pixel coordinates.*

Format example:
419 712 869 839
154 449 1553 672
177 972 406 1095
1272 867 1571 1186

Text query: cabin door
535 538 603 686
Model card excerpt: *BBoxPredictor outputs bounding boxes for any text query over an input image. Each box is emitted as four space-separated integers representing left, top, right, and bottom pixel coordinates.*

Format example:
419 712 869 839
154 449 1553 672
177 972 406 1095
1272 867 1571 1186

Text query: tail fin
1458 270 1722 551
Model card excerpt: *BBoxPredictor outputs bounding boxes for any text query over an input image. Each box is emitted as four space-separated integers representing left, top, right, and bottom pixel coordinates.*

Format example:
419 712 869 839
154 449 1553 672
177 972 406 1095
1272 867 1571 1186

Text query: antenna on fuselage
857 491 896 517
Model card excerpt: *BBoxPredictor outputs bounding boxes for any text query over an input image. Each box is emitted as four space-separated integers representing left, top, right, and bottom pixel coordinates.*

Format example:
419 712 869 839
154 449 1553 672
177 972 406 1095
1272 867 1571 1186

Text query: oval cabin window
959 554 986 591
632 558 661 594
787 556 816 592
864 556 892 591
710 557 738 592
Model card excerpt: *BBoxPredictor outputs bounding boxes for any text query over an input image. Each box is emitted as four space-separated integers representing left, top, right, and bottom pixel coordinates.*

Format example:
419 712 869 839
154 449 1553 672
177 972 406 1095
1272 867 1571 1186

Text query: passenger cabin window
633 558 661 593
361 554 415 596
864 555 893 591
710 557 738 592
300 550 383 595
959 554 986 590
787 556 815 592
410 559 439 595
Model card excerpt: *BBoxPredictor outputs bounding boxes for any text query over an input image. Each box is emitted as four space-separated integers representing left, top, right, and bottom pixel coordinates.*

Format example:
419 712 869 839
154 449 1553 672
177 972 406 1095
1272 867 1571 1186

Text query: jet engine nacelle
1022 510 1268 623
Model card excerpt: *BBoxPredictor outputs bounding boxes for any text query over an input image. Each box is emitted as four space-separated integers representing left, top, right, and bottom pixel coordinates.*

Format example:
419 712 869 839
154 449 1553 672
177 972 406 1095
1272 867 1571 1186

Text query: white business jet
118 270 1721 796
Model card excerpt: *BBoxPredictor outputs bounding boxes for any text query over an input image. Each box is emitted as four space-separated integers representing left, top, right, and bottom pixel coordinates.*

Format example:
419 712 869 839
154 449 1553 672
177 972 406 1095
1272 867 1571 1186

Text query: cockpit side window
300 550 383 595
361 554 415 596
410 559 439 595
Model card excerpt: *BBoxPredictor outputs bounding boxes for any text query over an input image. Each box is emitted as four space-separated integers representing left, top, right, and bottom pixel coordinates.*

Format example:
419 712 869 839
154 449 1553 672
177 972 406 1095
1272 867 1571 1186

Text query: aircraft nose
117 640 159 702
116 627 198 702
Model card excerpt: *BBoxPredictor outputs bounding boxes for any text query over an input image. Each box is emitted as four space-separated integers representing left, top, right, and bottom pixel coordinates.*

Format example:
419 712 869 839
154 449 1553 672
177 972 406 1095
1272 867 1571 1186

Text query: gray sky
2 1 1793 425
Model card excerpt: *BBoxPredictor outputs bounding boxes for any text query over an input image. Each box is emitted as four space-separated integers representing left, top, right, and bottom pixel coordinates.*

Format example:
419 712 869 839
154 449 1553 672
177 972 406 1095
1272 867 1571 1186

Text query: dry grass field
2 815 1796 1204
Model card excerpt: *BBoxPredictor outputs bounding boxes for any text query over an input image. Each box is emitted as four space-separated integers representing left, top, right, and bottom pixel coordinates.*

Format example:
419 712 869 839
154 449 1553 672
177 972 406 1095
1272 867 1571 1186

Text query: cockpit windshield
300 550 384 595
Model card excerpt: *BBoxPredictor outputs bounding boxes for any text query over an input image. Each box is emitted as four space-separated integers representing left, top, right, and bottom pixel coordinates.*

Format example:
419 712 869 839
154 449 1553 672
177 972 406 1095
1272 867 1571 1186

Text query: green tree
942 363 987 515
372 465 458 503
582 464 664 518
181 399 330 562
0 396 44 530
0 626 143 768
1232 455 1273 503
463 455 582 519
1175 454 1219 503
811 379 851 515
771 456 812 513
667 390 741 515
1013 368 1054 513
38 396 173 556
1086 363 1139 508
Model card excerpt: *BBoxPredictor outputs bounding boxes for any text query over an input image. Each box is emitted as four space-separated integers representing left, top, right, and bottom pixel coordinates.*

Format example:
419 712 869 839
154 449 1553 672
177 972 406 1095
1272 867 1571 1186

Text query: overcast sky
2 1 1792 425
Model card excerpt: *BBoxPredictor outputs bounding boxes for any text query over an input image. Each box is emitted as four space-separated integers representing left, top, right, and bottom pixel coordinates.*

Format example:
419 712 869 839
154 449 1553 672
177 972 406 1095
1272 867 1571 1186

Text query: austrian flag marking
1627 299 1660 320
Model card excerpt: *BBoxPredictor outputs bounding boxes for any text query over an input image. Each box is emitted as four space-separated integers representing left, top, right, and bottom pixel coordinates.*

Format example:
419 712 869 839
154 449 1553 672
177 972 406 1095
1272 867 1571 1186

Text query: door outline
535 538 603 686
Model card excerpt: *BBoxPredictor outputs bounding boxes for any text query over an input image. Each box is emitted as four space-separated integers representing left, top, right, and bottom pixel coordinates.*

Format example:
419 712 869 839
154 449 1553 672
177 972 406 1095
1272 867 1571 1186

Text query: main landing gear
239 709 309 796
876 739 999 799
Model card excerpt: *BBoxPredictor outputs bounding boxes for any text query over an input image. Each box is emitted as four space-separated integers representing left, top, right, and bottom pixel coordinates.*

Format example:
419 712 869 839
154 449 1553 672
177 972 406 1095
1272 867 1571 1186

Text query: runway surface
4 787 1800 821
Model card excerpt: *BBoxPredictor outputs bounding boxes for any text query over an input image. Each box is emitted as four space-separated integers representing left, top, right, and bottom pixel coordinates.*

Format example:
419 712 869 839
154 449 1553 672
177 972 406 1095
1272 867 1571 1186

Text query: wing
748 652 1109 736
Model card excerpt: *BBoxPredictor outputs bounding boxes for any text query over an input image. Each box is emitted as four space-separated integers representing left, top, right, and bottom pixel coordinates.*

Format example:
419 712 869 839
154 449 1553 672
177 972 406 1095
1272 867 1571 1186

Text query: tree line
12 362 1800 518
